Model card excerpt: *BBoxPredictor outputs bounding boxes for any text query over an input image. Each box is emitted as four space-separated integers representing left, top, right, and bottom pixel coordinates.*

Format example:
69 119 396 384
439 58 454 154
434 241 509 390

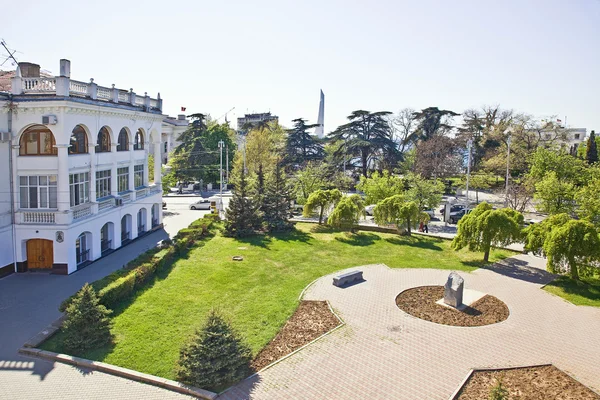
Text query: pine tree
176 309 252 392
224 169 261 237
586 130 598 164
285 118 324 168
62 283 112 354
262 161 293 232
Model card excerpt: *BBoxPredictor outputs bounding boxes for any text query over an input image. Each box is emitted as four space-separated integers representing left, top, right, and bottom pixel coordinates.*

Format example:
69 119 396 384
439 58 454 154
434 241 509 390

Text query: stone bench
333 270 363 287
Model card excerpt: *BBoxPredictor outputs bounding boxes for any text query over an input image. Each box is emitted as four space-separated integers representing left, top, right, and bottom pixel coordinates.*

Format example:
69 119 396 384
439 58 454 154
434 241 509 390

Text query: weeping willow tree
327 194 364 231
373 195 420 235
303 189 342 224
451 202 523 262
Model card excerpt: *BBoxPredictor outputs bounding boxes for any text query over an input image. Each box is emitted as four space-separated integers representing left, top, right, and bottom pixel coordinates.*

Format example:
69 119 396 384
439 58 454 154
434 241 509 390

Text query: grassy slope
42 223 512 380
543 276 600 307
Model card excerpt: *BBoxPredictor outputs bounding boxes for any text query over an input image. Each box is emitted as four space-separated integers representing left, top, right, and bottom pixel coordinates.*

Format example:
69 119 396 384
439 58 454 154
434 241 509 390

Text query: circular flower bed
396 286 509 327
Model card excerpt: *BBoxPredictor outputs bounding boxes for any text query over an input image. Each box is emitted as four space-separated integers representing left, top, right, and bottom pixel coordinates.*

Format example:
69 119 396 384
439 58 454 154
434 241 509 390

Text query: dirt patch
456 365 600 399
251 300 341 371
396 286 509 327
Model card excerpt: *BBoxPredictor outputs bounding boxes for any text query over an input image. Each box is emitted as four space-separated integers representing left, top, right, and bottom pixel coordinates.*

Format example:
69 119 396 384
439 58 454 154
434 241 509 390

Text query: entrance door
26 239 53 269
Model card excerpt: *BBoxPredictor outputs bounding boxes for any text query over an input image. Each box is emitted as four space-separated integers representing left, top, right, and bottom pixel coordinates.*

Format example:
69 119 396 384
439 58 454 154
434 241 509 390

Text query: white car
365 204 376 216
189 199 211 210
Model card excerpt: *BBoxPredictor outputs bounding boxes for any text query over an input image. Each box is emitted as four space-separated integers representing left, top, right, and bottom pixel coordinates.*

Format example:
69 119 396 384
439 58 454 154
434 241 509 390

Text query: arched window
69 125 88 155
96 127 111 153
19 125 57 156
117 128 129 151
134 129 144 150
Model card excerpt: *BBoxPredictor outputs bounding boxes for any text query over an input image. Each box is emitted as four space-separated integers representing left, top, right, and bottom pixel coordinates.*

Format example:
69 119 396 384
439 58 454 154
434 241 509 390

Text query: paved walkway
0 217 194 399
222 254 600 399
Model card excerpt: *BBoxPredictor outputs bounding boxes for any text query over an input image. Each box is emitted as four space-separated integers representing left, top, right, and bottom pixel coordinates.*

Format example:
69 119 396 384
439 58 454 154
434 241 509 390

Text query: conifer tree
262 161 293 232
62 283 112 354
176 310 252 392
586 130 598 164
224 169 261 237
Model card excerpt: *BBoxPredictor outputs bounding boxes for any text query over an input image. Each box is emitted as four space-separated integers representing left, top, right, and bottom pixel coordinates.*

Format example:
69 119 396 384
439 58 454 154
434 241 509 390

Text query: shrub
489 376 509 400
62 283 112 354
176 309 252 392
99 273 136 309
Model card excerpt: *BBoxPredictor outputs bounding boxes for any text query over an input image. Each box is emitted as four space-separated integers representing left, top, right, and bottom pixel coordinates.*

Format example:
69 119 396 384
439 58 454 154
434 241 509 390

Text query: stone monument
444 272 464 308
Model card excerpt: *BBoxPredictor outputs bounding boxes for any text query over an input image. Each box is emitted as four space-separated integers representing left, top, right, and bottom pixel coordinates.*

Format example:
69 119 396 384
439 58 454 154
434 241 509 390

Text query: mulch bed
396 286 509 327
456 365 600 399
251 300 341 371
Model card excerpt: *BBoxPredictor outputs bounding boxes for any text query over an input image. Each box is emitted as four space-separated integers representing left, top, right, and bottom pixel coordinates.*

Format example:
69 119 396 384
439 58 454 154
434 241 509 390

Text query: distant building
237 112 278 132
161 114 189 164
538 127 587 154
314 90 325 138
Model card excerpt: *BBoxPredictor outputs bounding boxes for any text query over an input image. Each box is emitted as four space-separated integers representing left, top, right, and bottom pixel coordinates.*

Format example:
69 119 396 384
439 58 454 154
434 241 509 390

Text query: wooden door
26 239 53 269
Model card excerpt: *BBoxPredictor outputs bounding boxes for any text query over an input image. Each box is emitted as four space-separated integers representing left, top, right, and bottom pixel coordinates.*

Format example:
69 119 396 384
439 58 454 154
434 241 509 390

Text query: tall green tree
171 114 235 184
412 107 459 141
404 173 444 210
373 195 420 235
292 162 329 204
545 220 600 280
451 202 523 262
303 189 342 224
356 170 405 205
576 167 600 227
585 130 598 164
328 110 397 177
224 169 261 237
262 161 293 233
327 194 365 231
523 213 571 257
284 118 324 167
176 309 252 392
534 171 577 215
62 283 112 355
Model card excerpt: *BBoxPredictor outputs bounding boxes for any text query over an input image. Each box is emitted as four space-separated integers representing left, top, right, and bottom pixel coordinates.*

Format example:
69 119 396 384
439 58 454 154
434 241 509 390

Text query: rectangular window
118 167 129 193
134 164 144 189
96 170 112 199
69 172 90 207
574 134 580 140
19 175 58 209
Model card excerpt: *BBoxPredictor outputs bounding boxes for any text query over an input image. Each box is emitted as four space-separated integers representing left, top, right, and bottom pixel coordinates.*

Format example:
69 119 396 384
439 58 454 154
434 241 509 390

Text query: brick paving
221 254 600 399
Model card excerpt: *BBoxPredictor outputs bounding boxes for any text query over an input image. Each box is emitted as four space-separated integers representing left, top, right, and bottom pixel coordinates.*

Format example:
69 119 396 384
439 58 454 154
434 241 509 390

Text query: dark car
449 209 471 224
162 201 167 209
439 204 465 215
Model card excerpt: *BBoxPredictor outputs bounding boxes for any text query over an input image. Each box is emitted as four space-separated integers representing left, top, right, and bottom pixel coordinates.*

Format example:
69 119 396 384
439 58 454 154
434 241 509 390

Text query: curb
23 314 66 348
18 347 217 399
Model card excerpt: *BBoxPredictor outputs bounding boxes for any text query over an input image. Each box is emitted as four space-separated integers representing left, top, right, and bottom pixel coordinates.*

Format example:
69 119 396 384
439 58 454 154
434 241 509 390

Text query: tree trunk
361 150 368 178
406 217 411 236
483 247 490 262
476 190 479 203
318 206 324 225
569 257 579 280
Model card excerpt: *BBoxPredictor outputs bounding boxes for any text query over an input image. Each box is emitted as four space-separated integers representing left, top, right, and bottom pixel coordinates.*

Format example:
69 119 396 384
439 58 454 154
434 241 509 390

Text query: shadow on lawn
475 257 557 285
546 276 600 302
385 236 443 251
335 232 380 246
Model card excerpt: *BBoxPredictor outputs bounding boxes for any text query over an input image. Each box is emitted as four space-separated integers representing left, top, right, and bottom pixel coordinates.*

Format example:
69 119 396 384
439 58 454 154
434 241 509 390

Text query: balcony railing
148 184 162 195
21 211 56 224
138 224 146 234
152 218 159 228
72 203 93 220
15 75 162 112
121 192 132 203
136 187 148 199
101 239 112 253
76 249 90 265
98 197 115 212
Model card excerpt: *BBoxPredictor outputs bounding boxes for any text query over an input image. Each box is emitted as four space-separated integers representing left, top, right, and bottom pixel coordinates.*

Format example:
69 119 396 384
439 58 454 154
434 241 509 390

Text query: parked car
162 201 167 209
189 199 211 210
449 209 471 224
439 204 465 215
365 204 376 216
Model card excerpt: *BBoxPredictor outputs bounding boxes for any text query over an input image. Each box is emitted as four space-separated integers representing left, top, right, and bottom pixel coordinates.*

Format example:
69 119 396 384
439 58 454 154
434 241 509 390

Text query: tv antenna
0 39 20 67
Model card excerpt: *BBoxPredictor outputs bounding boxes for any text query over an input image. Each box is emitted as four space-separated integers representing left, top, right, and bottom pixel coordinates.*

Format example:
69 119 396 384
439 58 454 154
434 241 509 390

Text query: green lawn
543 276 600 307
42 223 513 381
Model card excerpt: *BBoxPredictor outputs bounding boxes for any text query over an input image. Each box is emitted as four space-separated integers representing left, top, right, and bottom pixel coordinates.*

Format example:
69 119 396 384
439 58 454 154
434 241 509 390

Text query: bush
176 309 252 392
489 376 509 400
99 273 136 309
62 283 112 354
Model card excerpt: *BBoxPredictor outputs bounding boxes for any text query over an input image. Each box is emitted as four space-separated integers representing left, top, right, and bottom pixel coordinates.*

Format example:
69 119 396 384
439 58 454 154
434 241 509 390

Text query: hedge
60 214 219 312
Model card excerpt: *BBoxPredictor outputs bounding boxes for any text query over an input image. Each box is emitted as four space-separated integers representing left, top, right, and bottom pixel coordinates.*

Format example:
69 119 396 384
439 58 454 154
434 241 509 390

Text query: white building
236 112 278 132
161 114 189 164
0 59 167 276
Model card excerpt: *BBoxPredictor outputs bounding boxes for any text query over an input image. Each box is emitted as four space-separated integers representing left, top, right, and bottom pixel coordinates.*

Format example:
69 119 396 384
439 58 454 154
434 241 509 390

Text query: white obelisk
314 90 325 138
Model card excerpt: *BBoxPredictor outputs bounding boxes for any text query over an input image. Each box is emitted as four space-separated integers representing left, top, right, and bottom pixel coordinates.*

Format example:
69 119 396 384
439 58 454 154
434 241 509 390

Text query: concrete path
222 254 600 399
0 209 196 400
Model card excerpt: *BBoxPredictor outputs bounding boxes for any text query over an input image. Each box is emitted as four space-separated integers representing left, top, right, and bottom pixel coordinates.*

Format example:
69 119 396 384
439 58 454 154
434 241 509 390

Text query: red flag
181 107 186 112
557 119 562 123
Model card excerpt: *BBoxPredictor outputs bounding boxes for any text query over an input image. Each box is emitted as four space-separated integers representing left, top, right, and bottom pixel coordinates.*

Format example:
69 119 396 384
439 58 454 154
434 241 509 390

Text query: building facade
161 114 189 164
236 112 278 133
0 59 165 276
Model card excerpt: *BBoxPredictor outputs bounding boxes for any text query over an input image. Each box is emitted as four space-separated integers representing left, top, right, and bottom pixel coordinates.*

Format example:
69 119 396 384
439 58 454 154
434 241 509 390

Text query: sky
2 0 599 133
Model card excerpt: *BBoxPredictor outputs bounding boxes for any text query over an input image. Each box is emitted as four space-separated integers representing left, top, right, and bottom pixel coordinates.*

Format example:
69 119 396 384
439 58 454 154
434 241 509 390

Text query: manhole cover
232 256 243 261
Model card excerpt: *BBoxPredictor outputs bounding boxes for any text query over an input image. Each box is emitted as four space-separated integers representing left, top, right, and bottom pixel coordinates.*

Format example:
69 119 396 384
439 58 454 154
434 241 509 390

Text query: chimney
60 59 71 78
178 114 186 121
18 62 40 78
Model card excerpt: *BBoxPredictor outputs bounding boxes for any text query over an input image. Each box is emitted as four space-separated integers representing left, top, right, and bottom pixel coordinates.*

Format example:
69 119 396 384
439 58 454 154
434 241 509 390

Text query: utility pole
465 139 473 205
226 144 229 186
504 135 511 208
218 140 224 216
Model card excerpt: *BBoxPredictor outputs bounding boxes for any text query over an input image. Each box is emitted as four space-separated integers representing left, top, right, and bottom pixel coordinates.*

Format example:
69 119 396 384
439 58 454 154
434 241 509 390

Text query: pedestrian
419 221 424 232
424 223 429 233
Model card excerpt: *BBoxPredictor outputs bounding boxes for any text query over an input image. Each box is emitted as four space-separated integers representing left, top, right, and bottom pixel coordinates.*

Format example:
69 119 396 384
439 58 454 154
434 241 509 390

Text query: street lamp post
218 140 224 216
465 139 473 205
504 135 511 208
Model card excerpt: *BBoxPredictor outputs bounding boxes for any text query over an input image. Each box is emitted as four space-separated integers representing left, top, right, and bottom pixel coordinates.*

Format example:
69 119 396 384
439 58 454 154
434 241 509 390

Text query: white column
143 142 150 186
129 141 135 193
167 133 172 154
55 144 70 212
110 144 118 196
89 144 96 202
11 145 20 216
153 140 162 186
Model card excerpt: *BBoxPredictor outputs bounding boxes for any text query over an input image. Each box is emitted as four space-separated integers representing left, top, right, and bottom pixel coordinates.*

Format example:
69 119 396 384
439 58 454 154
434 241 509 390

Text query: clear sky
2 0 599 133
